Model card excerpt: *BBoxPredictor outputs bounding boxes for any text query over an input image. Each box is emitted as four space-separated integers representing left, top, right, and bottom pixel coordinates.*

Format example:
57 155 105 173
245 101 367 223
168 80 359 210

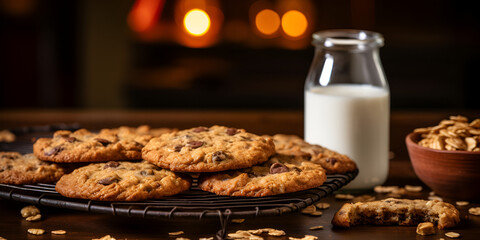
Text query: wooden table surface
0 110 479 240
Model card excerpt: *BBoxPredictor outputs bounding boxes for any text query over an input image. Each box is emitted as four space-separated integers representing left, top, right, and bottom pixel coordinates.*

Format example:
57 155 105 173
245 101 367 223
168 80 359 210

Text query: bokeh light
183 8 211 36
255 9 280 36
281 10 308 38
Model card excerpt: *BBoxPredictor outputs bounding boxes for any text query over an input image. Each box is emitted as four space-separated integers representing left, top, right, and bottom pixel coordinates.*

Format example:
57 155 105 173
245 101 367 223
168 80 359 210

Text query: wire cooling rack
0 124 357 239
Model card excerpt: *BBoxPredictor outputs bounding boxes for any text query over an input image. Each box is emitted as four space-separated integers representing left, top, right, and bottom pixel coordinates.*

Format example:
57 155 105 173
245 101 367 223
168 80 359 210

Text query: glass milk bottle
304 30 390 190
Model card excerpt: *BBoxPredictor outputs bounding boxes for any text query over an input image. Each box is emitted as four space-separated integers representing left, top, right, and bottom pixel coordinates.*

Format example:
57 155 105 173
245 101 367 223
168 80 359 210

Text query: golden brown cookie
198 153 326 197
33 126 172 163
0 152 65 184
55 161 191 201
332 198 460 229
142 126 275 172
268 134 357 174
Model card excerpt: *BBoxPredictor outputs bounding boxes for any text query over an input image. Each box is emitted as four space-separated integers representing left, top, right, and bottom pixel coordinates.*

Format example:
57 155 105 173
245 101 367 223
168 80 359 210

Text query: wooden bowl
406 132 480 200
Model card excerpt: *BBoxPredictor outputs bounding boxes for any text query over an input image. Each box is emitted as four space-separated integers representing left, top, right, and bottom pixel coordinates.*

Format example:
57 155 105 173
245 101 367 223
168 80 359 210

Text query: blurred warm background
0 0 479 110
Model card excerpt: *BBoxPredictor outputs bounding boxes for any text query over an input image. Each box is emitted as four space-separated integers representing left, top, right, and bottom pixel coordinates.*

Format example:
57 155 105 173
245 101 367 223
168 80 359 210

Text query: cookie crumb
51 230 67 235
289 235 318 240
25 214 41 222
468 207 480 216
169 231 185 236
416 222 435 235
301 205 316 214
314 202 330 209
445 232 460 238
27 228 45 235
335 193 354 200
309 225 324 230
405 185 422 192
455 201 469 206
21 205 40 218
231 218 245 223
92 235 116 240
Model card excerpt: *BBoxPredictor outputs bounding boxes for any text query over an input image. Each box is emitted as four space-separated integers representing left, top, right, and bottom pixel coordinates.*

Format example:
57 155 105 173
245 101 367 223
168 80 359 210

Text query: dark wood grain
0 110 479 240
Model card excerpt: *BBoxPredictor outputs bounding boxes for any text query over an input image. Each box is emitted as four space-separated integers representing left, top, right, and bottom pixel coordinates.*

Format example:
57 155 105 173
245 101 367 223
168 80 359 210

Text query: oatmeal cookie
142 126 275 172
198 153 326 197
268 134 357 174
33 126 158 163
0 152 65 184
332 198 460 229
55 161 191 201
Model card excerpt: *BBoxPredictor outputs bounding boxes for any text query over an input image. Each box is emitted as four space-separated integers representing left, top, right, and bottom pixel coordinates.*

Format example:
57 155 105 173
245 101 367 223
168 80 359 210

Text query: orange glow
183 9 211 36
255 9 280 36
127 0 164 32
281 10 308 38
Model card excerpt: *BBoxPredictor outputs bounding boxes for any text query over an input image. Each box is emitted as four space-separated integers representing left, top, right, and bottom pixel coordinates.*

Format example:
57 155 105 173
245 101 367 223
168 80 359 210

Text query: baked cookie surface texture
198 153 327 197
0 152 65 184
268 134 357 174
33 126 159 163
332 198 460 229
142 126 275 172
55 161 191 201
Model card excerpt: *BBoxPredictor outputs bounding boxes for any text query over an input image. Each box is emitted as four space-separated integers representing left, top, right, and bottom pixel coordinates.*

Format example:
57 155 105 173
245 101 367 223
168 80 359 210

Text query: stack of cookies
1 125 357 201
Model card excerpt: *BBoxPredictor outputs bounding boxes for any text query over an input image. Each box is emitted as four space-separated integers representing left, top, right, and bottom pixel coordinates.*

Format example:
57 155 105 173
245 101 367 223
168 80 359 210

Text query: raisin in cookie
267 134 357 174
142 126 275 172
55 161 191 201
33 126 158 163
0 152 65 184
332 198 460 229
198 153 326 197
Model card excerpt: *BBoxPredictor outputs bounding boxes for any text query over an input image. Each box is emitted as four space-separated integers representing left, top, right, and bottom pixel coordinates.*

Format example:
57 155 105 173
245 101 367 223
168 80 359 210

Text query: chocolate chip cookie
267 134 357 174
0 152 65 184
33 126 161 163
55 161 191 201
142 126 275 172
198 153 326 197
332 198 460 229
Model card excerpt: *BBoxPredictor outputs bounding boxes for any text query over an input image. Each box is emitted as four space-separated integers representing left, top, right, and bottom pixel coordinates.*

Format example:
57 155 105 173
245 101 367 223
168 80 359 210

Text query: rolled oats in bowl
414 115 480 151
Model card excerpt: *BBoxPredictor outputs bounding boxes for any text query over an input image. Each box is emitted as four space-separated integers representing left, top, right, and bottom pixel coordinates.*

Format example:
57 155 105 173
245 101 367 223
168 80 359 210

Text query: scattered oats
266 229 285 236
26 214 41 222
51 230 66 235
227 230 262 240
309 225 324 230
353 195 375 202
21 205 40 218
405 185 423 192
374 185 399 193
0 237 7 240
301 205 316 214
176 238 190 240
231 218 245 223
386 194 402 198
314 202 330 209
335 193 354 200
455 201 469 206
0 130 15 142
445 232 460 238
199 238 214 240
169 231 185 236
468 207 480 216
391 187 407 195
428 195 443 201
92 235 116 240
416 222 435 236
289 235 318 240
439 238 445 240
27 228 45 235
429 191 435 196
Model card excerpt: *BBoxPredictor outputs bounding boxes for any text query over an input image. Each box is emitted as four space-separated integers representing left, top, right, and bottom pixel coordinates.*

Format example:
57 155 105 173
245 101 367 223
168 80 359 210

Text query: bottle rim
312 29 384 49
